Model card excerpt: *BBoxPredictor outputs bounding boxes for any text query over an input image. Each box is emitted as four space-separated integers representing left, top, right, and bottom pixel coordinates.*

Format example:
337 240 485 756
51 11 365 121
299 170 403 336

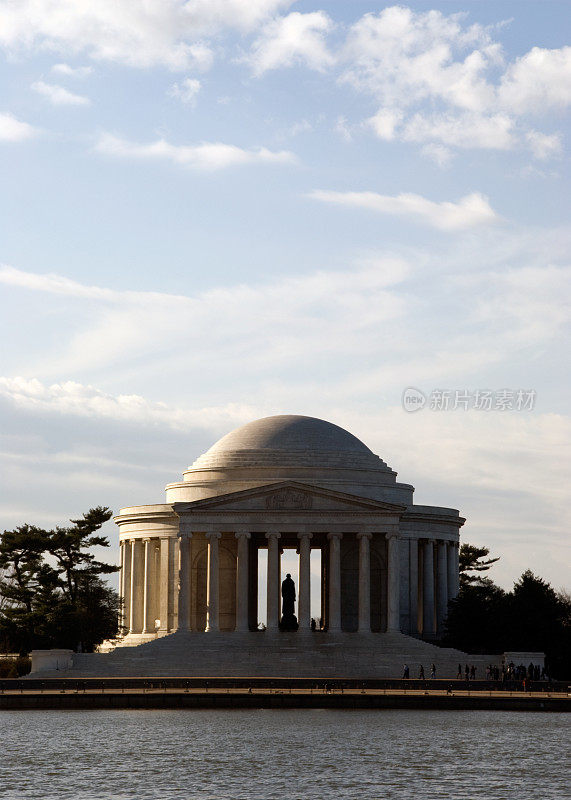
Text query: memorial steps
41 632 501 679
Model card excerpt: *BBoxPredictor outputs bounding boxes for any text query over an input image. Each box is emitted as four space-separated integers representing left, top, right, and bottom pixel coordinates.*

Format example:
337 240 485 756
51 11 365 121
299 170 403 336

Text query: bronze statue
280 573 298 631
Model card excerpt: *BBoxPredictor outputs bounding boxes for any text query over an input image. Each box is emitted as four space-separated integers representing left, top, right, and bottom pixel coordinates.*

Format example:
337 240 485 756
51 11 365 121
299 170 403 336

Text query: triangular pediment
174 481 405 515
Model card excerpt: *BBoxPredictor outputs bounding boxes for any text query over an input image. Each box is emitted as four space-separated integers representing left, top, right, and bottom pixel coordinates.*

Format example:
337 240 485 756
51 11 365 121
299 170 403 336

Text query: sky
0 0 570 599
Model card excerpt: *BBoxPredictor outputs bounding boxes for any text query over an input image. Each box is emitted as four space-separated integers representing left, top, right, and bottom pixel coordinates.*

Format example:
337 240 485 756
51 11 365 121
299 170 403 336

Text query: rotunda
115 415 462 643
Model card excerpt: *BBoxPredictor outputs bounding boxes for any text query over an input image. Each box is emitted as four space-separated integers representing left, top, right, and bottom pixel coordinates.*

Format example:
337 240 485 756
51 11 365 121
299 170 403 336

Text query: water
0 710 568 800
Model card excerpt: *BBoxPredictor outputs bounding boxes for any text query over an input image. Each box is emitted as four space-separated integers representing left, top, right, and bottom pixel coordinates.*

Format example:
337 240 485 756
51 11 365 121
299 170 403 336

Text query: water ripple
0 710 569 800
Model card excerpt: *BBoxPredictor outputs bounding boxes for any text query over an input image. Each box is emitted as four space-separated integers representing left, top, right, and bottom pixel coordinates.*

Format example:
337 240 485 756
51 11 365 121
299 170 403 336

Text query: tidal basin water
0 710 569 800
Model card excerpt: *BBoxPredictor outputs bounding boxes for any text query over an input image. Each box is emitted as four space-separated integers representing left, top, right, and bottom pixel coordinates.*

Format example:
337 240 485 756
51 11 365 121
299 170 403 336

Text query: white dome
189 415 386 471
165 414 414 506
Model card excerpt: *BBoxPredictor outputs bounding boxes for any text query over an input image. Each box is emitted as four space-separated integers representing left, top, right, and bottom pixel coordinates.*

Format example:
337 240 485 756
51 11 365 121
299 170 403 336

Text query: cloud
0 263 188 302
342 7 498 112
0 112 38 141
0 376 258 434
247 11 334 75
341 6 570 158
2 231 568 396
51 62 93 78
308 189 497 230
94 132 296 170
0 258 410 377
525 130 562 161
420 143 453 167
31 80 90 106
498 46 571 114
0 0 293 70
401 111 515 150
169 77 201 106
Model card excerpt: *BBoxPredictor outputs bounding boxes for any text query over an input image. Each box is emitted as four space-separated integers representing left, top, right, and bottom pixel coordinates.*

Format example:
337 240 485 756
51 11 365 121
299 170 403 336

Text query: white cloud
308 189 497 230
335 115 353 142
420 143 453 167
368 108 403 141
0 112 38 141
0 376 258 434
0 0 292 70
51 62 92 78
184 42 215 72
247 11 334 75
343 7 497 111
342 7 571 158
169 77 201 106
0 264 188 303
402 111 515 151
498 46 571 114
94 132 296 170
525 130 562 161
0 258 410 377
32 80 90 106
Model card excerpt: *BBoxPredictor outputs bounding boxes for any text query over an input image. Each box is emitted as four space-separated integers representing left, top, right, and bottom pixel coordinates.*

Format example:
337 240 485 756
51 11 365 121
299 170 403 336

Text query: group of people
402 664 437 679
401 661 548 681
457 664 478 680
486 662 547 682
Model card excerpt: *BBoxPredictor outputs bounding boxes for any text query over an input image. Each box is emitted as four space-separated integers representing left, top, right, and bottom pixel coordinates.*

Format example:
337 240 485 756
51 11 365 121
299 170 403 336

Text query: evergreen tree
0 508 119 654
459 542 500 588
445 563 571 678
506 571 571 677
47 506 116 603
0 525 56 653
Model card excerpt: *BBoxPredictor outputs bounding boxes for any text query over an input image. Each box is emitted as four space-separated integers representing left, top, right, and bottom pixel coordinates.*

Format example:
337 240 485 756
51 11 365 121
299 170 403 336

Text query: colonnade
414 539 460 637
119 531 460 638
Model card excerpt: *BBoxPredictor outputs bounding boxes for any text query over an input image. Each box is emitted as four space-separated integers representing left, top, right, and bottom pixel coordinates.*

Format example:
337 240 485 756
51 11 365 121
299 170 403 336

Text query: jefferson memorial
34 414 501 677
114 416 461 651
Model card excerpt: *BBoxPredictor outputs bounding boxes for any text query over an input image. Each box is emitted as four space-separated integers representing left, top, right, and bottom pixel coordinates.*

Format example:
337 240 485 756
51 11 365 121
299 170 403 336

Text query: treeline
445 544 571 678
0 507 119 655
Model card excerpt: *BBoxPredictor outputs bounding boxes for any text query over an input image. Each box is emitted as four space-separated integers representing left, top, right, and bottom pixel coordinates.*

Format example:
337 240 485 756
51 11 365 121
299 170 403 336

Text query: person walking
430 663 436 679
402 664 410 679
418 664 425 680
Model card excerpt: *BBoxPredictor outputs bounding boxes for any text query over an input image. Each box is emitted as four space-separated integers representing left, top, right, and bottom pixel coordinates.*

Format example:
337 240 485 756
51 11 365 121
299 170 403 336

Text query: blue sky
0 1 570 595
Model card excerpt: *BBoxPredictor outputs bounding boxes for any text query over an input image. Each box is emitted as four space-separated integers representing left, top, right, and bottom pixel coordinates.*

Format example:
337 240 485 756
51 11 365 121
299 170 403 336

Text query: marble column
327 533 342 632
452 542 460 599
357 532 372 633
386 533 401 632
142 538 154 634
422 539 436 637
205 532 221 632
409 539 419 635
297 532 312 632
265 532 281 632
129 539 144 634
159 537 171 633
119 541 127 631
235 530 251 632
447 542 456 603
436 540 448 636
177 531 192 631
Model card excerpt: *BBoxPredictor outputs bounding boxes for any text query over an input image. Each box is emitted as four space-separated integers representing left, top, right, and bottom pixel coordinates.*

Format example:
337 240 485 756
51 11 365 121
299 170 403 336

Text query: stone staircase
38 631 502 679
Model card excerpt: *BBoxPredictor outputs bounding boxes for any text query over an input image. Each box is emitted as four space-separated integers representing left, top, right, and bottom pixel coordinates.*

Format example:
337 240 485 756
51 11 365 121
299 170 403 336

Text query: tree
47 507 116 604
0 525 57 654
444 563 571 678
444 578 507 654
506 571 571 677
459 542 500 588
0 508 119 654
